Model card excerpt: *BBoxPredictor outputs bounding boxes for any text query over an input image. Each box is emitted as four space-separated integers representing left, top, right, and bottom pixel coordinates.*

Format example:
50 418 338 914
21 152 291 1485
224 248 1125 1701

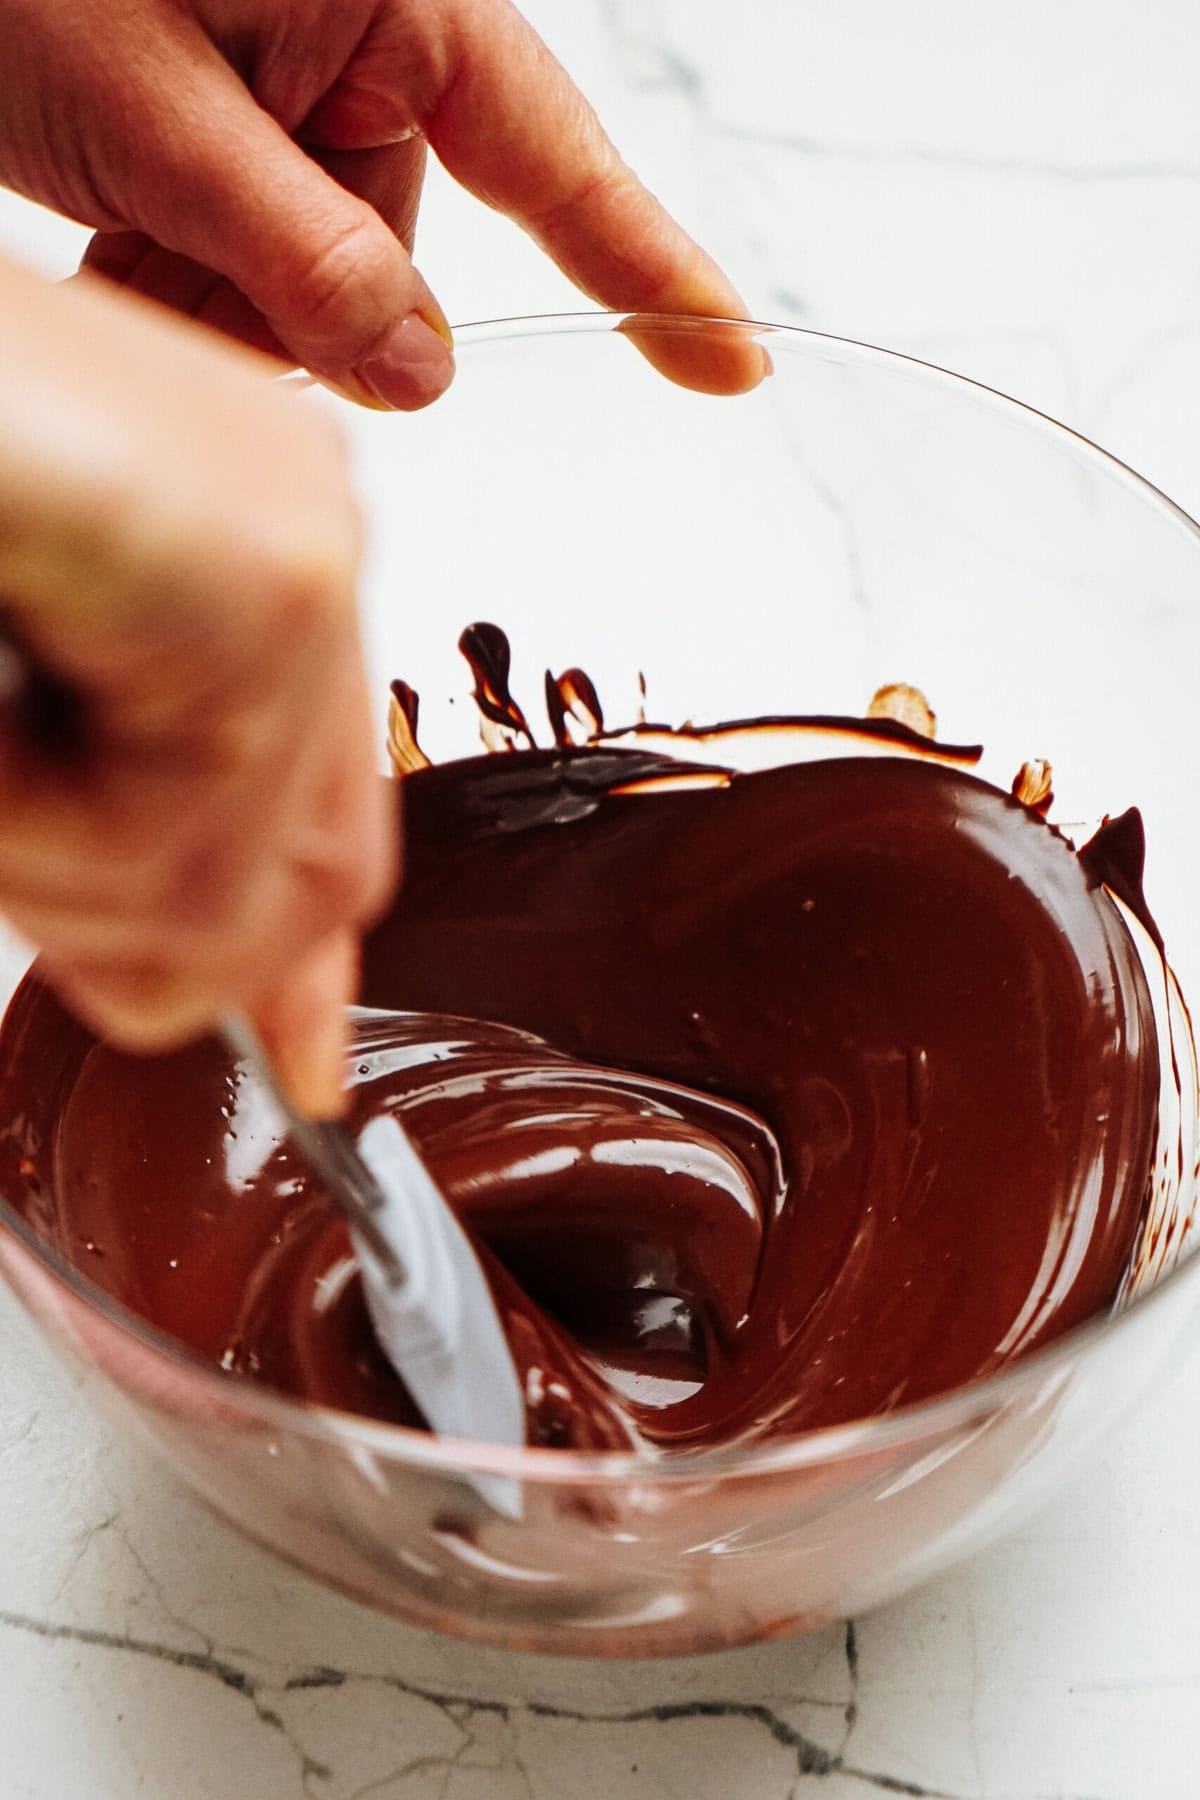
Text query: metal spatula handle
220 1013 406 1286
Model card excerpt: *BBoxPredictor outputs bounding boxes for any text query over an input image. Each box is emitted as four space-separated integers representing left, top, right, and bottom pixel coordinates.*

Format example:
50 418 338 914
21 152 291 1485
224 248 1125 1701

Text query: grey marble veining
3 1263 1198 1800
2 4 1200 1796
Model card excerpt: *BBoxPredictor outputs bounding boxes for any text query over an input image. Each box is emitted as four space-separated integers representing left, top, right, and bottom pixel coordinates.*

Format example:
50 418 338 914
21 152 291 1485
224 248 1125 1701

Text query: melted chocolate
459 621 535 750
0 744 1161 1453
545 667 605 748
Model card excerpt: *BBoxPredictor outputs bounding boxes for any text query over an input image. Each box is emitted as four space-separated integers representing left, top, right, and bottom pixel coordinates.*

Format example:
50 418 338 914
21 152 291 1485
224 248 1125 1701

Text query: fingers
427 0 767 395
1 720 388 1063
77 3 758 397
0 264 356 652
11 740 392 1101
81 138 427 366
90 2 761 398
313 140 428 256
0 625 394 1104
0 261 394 1105
95 28 452 409
251 928 360 1119
81 235 287 360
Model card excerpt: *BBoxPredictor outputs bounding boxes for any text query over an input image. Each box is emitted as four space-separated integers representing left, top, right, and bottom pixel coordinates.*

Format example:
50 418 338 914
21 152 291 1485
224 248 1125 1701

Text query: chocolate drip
1079 808 1165 955
1012 758 1054 814
458 622 536 750
386 679 429 775
545 668 605 748
866 681 938 739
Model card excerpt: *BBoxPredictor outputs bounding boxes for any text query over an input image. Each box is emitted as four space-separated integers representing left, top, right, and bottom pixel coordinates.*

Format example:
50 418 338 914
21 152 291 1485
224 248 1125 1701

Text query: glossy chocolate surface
0 738 1160 1452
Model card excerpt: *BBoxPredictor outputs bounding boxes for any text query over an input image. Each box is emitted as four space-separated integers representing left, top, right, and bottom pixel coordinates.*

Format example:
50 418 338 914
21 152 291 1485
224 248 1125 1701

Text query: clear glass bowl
2 312 1199 1658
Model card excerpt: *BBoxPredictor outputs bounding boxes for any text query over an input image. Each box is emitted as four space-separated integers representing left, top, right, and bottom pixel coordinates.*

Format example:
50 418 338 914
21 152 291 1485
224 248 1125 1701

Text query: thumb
114 35 454 410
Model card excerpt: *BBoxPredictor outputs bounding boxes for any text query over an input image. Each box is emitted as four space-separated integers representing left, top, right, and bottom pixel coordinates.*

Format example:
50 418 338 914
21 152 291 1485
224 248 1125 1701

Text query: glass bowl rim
3 307 1199 1488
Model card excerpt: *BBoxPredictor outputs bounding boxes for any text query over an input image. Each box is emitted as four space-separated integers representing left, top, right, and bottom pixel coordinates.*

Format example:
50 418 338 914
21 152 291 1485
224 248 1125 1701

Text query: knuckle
56 958 213 1053
256 518 358 645
160 840 246 942
297 857 362 941
276 560 347 638
530 159 629 236
289 209 398 356
309 792 399 934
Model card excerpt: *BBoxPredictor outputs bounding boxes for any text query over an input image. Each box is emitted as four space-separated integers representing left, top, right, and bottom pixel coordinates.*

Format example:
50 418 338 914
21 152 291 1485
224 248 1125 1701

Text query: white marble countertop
3 3 1200 1795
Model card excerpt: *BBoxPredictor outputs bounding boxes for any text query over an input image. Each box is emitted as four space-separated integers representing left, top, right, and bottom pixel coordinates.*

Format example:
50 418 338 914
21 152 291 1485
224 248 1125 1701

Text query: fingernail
418 299 454 350
357 313 455 411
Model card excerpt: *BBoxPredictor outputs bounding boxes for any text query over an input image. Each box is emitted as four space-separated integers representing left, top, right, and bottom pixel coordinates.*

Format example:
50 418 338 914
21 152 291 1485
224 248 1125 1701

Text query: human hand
1 0 765 406
0 256 390 1115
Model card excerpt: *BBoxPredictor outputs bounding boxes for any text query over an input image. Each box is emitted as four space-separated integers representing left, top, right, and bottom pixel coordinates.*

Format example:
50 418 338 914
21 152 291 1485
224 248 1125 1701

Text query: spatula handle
220 1012 406 1286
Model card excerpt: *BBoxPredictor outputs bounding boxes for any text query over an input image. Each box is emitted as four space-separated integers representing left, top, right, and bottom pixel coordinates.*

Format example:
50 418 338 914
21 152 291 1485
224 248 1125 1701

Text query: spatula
0 627 525 1509
222 1013 525 1514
